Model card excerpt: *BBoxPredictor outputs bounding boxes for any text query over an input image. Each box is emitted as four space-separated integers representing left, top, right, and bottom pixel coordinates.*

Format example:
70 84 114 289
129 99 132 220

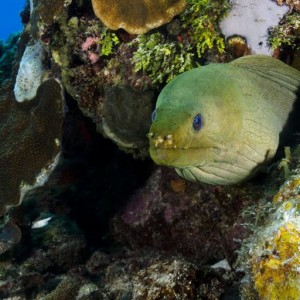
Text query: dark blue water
0 0 26 41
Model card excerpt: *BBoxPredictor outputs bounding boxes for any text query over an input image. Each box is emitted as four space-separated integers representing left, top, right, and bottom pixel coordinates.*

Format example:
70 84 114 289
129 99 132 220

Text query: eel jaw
147 132 179 149
148 132 177 166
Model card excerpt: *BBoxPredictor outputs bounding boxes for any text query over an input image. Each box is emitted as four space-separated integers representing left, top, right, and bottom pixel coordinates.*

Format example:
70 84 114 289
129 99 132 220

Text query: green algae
131 0 230 84
99 29 120 56
269 13 300 50
180 0 230 56
132 32 195 84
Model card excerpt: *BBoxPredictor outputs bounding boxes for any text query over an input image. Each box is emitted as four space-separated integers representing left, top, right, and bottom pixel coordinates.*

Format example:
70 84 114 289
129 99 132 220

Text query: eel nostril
147 132 155 139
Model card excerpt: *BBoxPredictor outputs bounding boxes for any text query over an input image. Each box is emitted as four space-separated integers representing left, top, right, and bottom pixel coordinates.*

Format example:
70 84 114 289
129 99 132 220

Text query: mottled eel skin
148 55 300 185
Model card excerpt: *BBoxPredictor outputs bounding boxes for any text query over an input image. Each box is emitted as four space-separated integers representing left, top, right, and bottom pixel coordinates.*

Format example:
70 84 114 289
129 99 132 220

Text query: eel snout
148 132 178 149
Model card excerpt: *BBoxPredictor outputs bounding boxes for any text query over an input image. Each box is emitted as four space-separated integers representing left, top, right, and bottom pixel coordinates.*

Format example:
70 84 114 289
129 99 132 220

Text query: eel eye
193 113 203 131
151 109 157 122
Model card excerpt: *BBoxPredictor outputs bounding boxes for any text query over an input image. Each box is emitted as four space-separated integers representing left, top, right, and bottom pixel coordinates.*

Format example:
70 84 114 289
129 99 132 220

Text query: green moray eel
148 55 300 185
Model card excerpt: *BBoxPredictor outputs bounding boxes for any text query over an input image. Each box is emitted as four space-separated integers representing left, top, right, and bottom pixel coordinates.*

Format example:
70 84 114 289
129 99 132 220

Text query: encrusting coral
252 220 300 299
246 186 300 299
238 151 300 299
91 0 187 34
0 79 63 216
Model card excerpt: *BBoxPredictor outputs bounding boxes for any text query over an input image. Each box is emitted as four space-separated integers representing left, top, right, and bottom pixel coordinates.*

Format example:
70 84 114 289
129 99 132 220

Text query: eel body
148 55 300 185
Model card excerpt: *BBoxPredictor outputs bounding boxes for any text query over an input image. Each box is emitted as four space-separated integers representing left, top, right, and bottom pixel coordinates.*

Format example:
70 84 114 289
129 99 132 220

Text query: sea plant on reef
99 29 120 56
131 0 230 84
269 13 300 50
132 32 195 84
180 0 229 56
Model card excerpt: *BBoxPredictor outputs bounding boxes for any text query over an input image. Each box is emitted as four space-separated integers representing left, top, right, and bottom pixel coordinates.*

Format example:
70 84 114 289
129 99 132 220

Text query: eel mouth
148 132 180 149
149 145 205 168
149 146 182 166
148 129 191 166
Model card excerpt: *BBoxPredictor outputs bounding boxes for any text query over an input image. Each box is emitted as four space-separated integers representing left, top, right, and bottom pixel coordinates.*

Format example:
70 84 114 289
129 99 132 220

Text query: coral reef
132 32 195 84
99 85 155 156
269 12 300 51
226 35 251 58
0 78 63 216
277 0 300 12
252 220 300 299
0 0 299 299
0 221 22 255
40 275 82 300
30 0 72 40
180 0 229 57
50 15 155 155
91 0 187 34
112 167 264 263
132 259 196 299
132 0 229 84
238 151 300 299
0 33 20 86
14 40 45 102
46 0 229 154
220 0 289 55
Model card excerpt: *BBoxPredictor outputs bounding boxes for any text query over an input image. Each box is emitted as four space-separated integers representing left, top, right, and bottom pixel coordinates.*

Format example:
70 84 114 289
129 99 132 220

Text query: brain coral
0 79 63 216
91 0 186 34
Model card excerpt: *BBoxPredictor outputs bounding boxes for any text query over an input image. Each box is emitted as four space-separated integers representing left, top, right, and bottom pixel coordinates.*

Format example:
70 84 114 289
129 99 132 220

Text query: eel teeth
150 133 176 148
154 136 164 147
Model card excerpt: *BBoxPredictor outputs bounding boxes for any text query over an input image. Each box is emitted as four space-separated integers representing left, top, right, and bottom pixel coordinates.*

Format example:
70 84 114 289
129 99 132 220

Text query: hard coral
240 172 300 299
91 0 186 34
252 220 300 300
0 79 63 216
